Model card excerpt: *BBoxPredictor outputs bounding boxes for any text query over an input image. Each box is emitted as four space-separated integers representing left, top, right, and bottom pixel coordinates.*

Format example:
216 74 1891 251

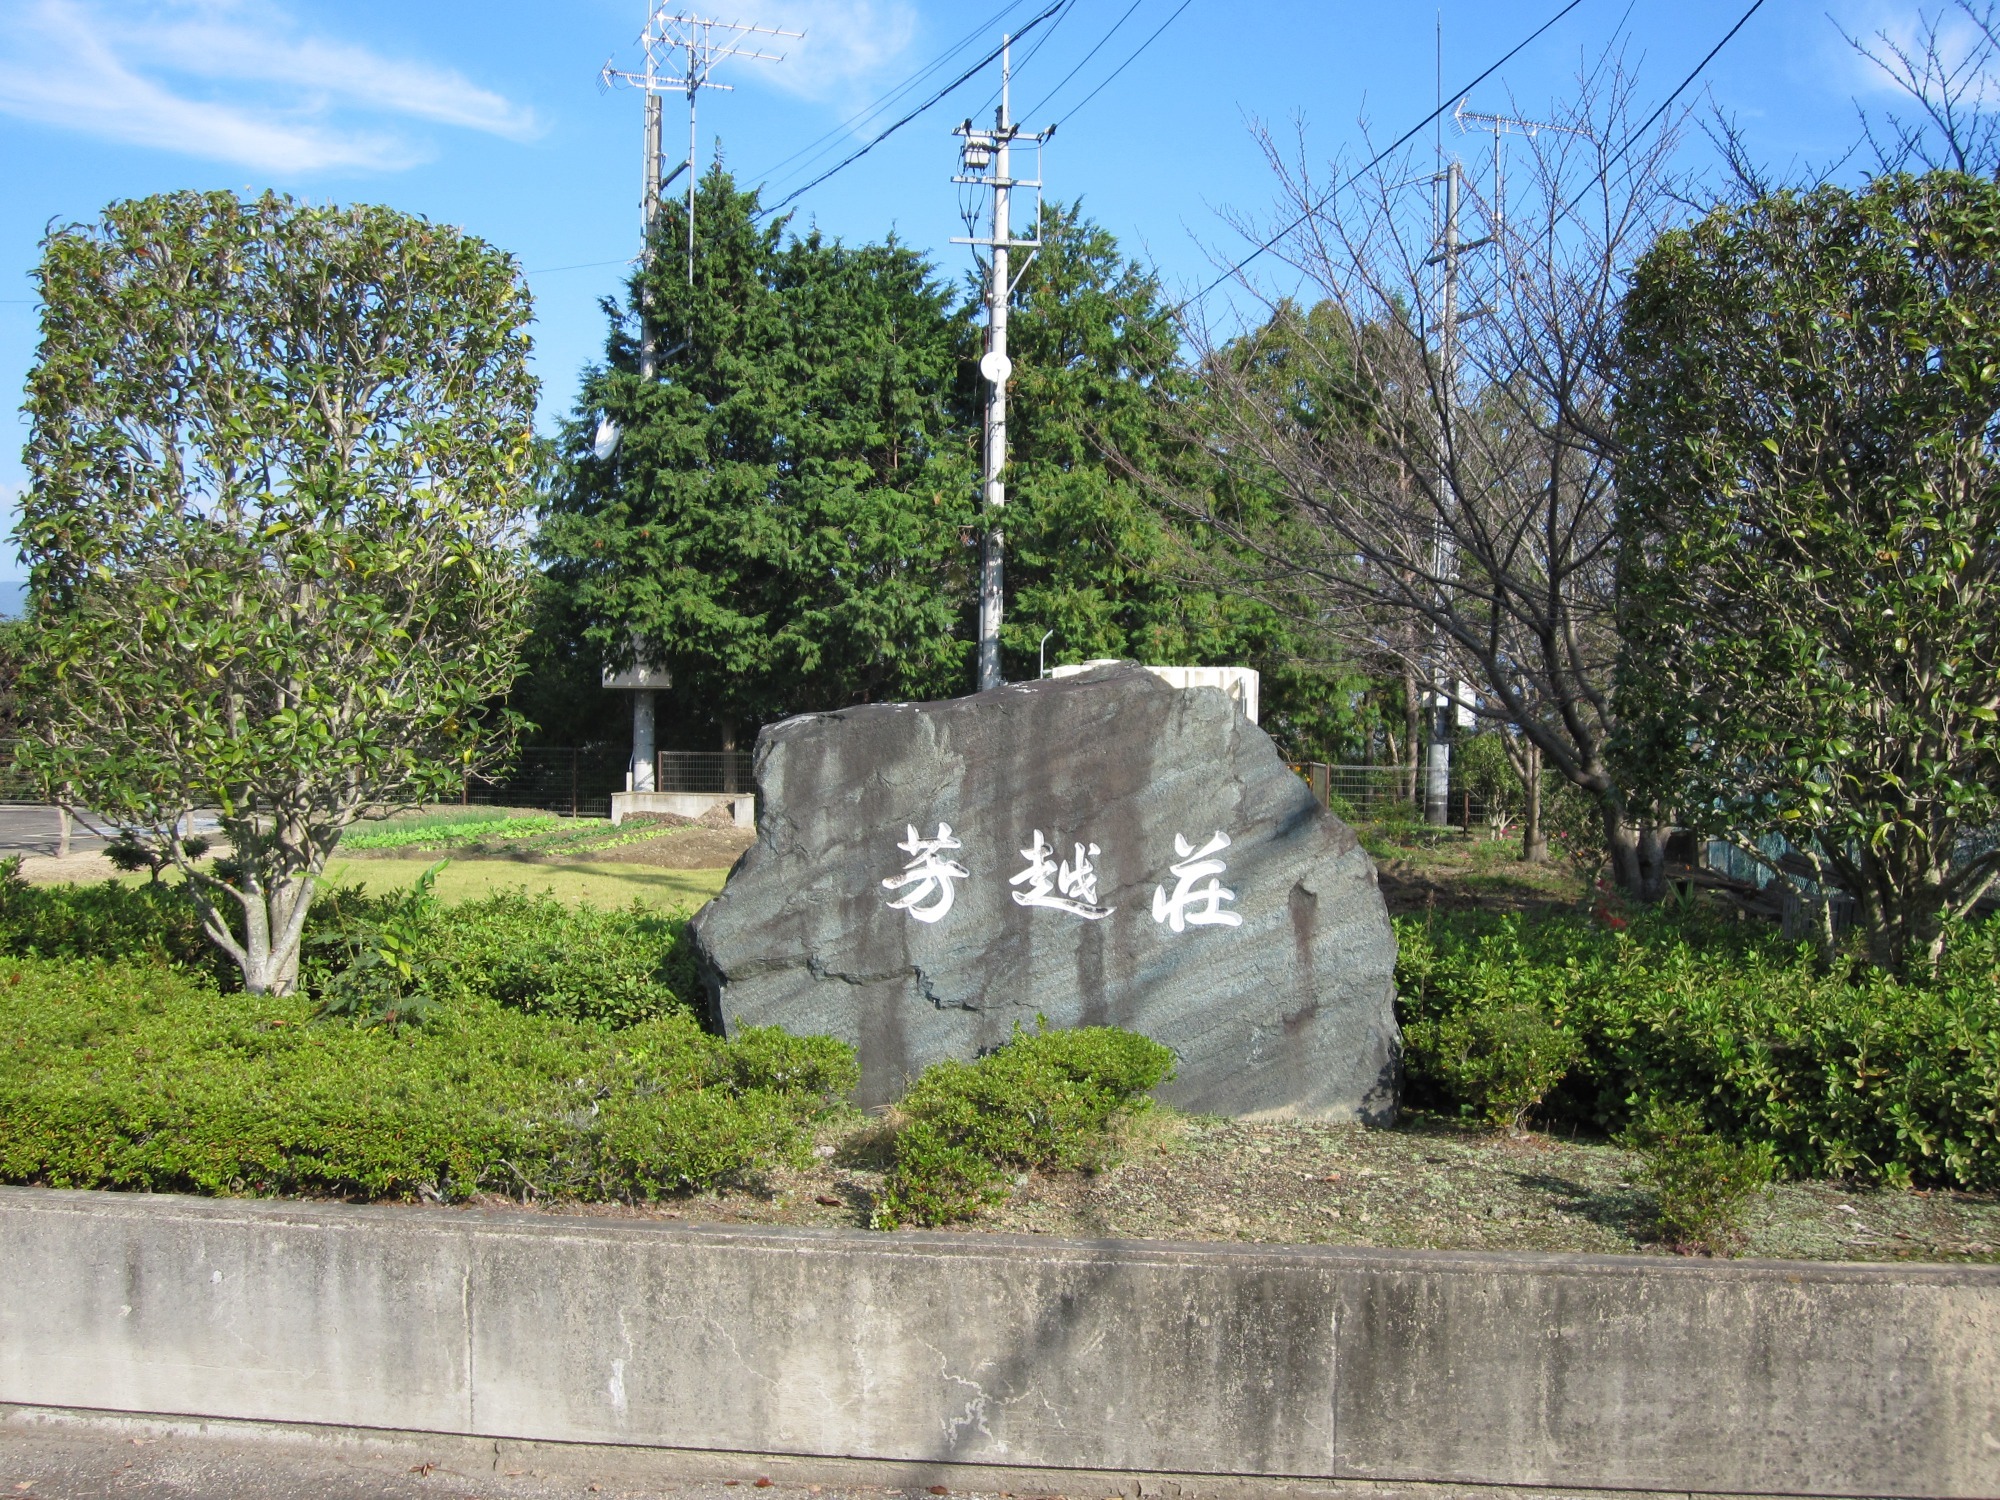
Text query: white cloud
1823 0 2000 105
0 0 539 173
739 1 922 105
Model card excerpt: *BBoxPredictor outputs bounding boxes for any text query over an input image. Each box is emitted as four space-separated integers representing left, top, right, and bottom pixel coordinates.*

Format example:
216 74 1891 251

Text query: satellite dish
592 418 621 461
979 350 1013 384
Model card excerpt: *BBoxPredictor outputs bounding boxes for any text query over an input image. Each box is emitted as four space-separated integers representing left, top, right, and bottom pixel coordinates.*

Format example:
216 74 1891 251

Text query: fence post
570 748 579 820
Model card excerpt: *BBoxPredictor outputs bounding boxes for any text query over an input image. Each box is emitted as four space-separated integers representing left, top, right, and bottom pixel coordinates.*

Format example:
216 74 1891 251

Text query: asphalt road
0 807 226 859
0 805 107 857
0 1426 1018 1500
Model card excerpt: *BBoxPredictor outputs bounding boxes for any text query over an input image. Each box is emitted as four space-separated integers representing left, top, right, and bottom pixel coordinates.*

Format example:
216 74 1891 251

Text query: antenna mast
602 8 800 298
951 37 1051 693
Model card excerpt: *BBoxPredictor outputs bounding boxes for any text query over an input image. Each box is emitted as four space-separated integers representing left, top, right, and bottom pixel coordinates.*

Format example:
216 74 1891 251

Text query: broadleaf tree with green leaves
17 191 539 994
1615 171 2000 971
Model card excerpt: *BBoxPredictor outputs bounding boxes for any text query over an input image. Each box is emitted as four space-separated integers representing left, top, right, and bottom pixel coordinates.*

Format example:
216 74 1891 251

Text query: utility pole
1424 156 1464 827
602 9 800 291
1426 99 1587 825
598 8 797 796
952 37 1050 693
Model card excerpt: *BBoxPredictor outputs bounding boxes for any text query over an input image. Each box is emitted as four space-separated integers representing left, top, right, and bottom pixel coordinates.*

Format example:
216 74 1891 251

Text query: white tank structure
1049 660 1259 724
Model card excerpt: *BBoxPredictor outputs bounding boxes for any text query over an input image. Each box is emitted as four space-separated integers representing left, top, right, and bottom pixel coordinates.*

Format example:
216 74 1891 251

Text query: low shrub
1403 995 1583 1133
1624 1099 1776 1255
875 1024 1175 1228
0 858 224 980
1396 909 2000 1189
0 956 855 1201
338 812 566 851
438 891 698 1026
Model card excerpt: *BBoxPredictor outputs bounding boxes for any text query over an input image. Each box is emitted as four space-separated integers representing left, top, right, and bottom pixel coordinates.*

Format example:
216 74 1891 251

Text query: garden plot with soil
336 806 754 870
465 1109 2000 1265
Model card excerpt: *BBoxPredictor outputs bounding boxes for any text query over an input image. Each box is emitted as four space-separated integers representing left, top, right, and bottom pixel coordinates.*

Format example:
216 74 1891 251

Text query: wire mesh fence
1289 761 1506 828
655 750 752 794
459 745 630 818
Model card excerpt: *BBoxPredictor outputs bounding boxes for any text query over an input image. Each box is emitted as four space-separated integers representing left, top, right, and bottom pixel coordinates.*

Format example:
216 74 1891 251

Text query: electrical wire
1176 0 1590 313
1021 0 1148 121
969 0 1080 119
1048 0 1195 127
751 0 1044 195
1558 0 1769 216
757 0 1067 219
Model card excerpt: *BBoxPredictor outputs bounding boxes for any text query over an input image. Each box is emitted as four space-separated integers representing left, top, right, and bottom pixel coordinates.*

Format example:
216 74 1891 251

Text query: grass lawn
317 857 727 909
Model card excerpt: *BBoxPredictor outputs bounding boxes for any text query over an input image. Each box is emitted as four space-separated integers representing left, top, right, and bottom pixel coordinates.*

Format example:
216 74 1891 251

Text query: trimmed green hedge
875 1024 1176 1227
0 956 854 1200
1396 910 2000 1189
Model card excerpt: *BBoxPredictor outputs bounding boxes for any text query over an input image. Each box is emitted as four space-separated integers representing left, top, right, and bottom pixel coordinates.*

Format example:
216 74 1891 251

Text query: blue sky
0 0 1954 574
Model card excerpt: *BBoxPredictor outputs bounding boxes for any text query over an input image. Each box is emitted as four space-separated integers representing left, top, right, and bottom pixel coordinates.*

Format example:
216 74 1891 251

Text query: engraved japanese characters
690 662 1400 1119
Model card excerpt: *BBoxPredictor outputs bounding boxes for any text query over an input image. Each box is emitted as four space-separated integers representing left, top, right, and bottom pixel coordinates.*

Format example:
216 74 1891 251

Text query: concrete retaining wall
608 791 754 828
1 1188 1993 1497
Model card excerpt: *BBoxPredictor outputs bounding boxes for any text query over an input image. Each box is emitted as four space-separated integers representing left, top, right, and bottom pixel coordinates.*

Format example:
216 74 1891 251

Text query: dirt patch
576 825 753 869
15 850 122 885
1360 827 1591 917
448 1111 2000 1264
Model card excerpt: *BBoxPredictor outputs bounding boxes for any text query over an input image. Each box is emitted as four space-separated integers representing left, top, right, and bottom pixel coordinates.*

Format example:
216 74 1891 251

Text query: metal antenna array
950 36 1052 694
1452 97 1588 246
602 9 800 305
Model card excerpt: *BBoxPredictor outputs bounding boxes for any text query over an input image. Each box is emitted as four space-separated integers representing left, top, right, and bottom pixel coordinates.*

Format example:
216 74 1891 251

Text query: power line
1050 0 1195 126
1560 0 1769 216
757 1 1065 219
1177 0 1590 313
525 257 635 276
1022 0 1147 119
752 0 1041 193
971 0 1079 117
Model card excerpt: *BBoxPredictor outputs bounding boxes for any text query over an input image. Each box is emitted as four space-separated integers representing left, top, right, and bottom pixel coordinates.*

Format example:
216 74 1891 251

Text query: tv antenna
1452 98 1590 242
602 9 800 301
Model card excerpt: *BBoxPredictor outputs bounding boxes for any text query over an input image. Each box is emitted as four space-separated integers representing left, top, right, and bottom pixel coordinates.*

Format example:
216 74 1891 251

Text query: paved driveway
0 806 224 858
0 805 108 857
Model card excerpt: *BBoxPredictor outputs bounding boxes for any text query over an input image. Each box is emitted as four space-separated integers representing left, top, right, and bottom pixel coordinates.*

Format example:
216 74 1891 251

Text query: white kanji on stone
1010 830 1114 920
1151 830 1243 932
882 823 969 924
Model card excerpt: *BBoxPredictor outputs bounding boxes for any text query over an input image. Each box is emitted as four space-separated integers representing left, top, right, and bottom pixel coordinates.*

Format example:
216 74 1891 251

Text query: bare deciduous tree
1164 58 1682 897
1846 1 2000 175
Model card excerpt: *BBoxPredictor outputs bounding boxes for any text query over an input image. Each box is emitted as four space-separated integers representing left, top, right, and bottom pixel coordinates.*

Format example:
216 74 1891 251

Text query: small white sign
979 350 1013 384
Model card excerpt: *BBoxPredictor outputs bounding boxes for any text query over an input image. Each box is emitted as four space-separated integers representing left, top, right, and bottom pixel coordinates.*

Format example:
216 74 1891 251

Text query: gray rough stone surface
690 663 1399 1117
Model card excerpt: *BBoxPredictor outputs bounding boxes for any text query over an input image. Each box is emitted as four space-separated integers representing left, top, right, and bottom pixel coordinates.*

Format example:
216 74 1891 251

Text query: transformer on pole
951 37 1051 694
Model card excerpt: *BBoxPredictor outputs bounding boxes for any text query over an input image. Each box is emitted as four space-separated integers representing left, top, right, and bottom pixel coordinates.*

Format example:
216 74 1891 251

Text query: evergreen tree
1000 204 1369 758
539 170 976 741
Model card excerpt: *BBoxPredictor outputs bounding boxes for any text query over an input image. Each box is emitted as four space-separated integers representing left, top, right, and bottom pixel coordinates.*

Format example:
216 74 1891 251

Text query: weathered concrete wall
608 791 753 828
1 1189 1994 1498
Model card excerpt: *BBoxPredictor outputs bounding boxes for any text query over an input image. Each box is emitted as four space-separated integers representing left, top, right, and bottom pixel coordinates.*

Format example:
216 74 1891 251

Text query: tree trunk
1602 802 1669 903
1401 665 1421 808
1521 741 1546 864
192 865 319 996
1851 862 1951 977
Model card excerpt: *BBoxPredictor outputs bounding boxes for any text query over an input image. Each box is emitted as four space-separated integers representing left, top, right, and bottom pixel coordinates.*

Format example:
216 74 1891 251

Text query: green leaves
15 191 540 994
1614 172 2000 971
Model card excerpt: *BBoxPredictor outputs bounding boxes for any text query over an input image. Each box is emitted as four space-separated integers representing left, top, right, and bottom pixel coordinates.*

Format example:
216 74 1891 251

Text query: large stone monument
691 663 1400 1119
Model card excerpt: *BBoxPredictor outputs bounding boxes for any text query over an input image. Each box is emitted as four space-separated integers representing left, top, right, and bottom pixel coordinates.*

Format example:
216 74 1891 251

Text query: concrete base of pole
631 691 657 793
1425 739 1450 825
